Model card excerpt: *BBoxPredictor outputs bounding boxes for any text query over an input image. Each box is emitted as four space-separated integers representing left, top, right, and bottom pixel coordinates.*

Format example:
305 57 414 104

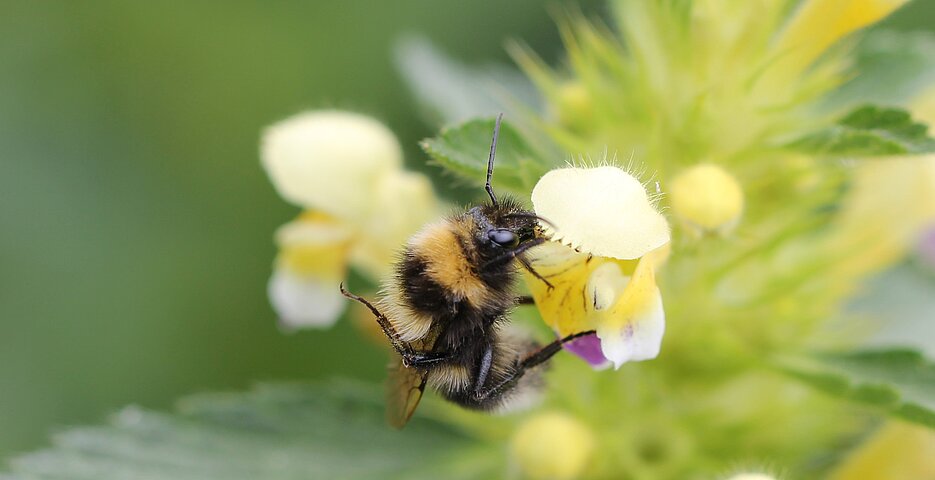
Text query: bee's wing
385 358 428 429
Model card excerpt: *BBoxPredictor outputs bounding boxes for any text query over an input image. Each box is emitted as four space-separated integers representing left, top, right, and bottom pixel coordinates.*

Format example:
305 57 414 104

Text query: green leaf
775 349 935 429
421 118 552 197
394 36 541 126
1 382 497 480
786 105 935 156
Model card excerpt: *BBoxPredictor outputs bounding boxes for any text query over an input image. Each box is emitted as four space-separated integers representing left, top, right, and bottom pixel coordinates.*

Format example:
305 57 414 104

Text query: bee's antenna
485 113 503 208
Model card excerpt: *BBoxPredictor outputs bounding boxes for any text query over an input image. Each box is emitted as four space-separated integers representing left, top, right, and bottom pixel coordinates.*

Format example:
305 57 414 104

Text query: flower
510 412 596 480
526 166 671 369
498 0 931 476
828 421 935 480
261 110 441 328
772 0 910 78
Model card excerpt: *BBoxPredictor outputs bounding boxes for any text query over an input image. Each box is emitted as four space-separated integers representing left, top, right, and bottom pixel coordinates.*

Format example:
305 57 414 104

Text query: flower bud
556 82 594 129
669 163 744 233
510 412 595 480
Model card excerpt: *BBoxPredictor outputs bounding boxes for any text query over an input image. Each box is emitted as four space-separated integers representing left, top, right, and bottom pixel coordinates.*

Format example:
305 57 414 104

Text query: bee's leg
341 284 456 368
517 255 554 289
405 350 452 367
515 295 535 305
473 330 596 401
340 283 416 359
481 237 547 271
473 346 495 398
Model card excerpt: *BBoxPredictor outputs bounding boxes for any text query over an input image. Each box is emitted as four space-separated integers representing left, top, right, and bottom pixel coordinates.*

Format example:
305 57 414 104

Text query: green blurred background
1 0 933 463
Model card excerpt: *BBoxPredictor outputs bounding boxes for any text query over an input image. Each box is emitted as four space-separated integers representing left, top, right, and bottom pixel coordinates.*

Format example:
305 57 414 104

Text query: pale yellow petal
261 110 402 220
350 170 442 279
829 156 935 278
274 211 354 278
532 166 670 260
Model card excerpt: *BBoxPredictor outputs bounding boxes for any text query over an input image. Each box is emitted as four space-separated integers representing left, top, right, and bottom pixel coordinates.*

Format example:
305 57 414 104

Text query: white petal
532 166 670 260
596 288 665 369
268 268 346 329
585 262 631 311
261 110 402 221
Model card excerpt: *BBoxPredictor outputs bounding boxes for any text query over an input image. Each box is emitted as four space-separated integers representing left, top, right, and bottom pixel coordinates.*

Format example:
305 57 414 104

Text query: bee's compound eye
489 229 519 248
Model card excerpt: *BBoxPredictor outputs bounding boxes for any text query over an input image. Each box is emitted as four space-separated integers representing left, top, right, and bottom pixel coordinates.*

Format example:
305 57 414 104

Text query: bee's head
468 199 544 252
470 113 551 260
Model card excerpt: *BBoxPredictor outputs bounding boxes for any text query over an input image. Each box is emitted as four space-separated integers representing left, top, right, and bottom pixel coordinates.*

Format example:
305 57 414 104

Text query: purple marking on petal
563 333 610 368
917 226 935 270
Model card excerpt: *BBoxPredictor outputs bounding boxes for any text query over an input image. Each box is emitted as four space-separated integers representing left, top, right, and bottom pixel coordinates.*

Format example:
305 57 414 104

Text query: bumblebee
341 115 592 427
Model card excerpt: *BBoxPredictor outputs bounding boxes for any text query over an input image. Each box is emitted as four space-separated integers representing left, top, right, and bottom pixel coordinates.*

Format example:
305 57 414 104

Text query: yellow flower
767 0 909 85
829 421 935 480
261 110 441 328
526 166 671 368
510 412 596 480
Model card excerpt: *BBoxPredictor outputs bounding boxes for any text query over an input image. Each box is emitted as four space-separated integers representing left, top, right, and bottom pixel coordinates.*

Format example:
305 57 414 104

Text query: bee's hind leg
472 330 596 403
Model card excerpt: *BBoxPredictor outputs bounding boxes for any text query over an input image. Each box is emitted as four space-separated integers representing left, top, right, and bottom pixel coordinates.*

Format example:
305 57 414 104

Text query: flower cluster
259 0 935 478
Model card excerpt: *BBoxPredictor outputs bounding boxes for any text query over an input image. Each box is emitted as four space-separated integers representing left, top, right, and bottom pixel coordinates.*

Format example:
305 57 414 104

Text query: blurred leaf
0 382 500 480
786 105 935 156
421 117 551 196
776 349 935 429
823 30 935 109
394 36 541 126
